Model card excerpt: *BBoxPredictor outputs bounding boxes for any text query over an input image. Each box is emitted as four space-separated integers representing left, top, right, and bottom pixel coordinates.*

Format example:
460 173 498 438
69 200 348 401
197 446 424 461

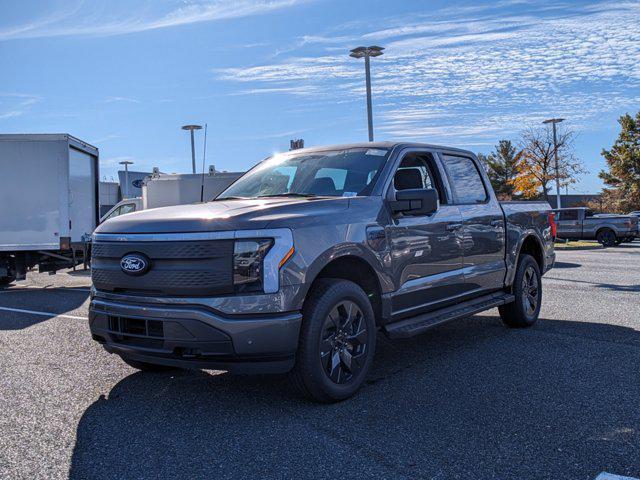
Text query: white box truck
0 134 99 285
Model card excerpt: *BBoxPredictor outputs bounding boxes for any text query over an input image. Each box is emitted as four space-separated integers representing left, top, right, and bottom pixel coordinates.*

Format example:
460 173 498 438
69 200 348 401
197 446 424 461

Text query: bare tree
517 125 586 200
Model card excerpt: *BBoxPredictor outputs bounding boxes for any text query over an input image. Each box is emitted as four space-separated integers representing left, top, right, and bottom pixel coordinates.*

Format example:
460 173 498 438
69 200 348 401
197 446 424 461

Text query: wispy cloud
215 0 640 143
105 96 140 104
0 93 42 120
0 0 310 41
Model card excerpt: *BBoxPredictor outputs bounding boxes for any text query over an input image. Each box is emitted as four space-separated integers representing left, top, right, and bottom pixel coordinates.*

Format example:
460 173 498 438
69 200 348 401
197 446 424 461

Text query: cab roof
284 141 475 157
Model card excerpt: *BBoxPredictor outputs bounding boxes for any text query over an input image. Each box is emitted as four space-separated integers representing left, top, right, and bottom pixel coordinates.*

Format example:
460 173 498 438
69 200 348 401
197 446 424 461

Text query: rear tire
289 279 376 403
119 355 177 372
596 228 617 247
499 254 542 328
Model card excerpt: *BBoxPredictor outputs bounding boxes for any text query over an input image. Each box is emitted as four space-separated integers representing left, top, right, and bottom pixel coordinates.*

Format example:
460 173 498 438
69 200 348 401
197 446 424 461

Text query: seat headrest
307 177 337 195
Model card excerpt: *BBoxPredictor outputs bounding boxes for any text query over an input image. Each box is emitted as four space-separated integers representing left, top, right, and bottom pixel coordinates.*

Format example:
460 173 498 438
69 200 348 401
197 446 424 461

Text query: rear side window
562 209 579 221
442 155 488 204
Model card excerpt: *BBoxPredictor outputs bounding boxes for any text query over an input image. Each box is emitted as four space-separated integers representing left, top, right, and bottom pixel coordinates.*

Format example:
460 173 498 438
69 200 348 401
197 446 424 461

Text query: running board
384 292 515 339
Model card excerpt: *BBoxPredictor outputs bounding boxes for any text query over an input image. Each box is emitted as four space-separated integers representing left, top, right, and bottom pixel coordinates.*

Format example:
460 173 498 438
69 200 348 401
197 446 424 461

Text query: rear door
440 153 506 295
385 149 464 318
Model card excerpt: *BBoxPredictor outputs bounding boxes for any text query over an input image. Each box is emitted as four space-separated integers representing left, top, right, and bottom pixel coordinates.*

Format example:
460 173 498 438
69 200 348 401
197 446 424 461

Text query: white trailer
0 134 99 284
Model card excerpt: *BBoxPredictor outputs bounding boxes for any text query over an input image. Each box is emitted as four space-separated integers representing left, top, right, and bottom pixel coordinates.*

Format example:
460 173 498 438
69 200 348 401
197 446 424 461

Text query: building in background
117 170 152 198
98 181 120 217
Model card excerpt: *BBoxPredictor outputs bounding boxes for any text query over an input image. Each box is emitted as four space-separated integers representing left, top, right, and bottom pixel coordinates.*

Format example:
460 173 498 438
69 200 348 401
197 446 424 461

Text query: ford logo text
120 254 150 276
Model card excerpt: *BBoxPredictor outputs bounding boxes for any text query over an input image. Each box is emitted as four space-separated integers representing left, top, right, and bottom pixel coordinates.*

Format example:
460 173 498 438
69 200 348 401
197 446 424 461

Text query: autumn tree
598 112 640 213
480 140 522 200
517 125 586 200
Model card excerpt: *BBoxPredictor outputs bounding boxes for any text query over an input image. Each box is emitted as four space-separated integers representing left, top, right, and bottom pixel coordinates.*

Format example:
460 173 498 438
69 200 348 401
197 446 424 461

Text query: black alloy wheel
521 265 539 317
289 279 376 403
319 300 368 385
499 253 542 328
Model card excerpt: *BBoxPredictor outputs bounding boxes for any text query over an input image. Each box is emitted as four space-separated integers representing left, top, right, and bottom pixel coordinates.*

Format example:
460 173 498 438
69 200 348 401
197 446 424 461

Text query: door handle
446 222 462 232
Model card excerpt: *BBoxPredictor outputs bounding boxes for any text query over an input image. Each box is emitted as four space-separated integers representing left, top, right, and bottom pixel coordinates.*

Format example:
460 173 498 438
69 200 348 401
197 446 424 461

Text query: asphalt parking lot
1 243 638 480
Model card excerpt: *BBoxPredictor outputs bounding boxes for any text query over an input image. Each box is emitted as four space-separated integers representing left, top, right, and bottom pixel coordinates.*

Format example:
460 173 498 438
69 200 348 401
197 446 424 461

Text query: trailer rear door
68 147 97 243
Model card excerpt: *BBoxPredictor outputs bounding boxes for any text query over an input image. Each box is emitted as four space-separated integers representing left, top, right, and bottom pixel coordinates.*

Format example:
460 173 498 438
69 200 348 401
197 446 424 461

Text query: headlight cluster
233 239 273 293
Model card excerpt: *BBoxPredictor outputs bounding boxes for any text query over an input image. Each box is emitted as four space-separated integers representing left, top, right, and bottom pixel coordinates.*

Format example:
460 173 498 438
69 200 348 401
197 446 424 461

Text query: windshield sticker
342 191 357 197
365 149 387 156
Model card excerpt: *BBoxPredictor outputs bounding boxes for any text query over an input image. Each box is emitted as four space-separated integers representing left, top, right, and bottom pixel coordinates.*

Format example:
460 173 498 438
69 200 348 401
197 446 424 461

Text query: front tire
499 254 542 328
290 279 376 403
0 275 15 287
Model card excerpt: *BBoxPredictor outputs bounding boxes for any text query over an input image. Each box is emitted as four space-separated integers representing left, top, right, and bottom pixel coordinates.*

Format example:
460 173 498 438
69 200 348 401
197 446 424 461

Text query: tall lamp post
182 124 203 174
542 118 564 209
349 46 384 142
118 160 133 199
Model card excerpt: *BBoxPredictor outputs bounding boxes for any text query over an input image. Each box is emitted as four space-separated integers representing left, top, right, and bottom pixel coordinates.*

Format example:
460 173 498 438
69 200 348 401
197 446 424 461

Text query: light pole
182 124 203 174
118 160 133 199
543 118 564 209
349 46 384 142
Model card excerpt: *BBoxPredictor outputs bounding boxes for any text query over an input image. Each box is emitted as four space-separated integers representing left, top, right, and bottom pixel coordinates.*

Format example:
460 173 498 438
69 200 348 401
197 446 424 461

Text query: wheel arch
303 253 384 326
595 226 617 238
506 233 545 288
518 234 544 272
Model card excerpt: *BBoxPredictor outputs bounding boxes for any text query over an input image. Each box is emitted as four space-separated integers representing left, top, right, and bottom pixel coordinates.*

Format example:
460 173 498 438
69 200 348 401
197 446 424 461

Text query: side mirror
391 188 439 215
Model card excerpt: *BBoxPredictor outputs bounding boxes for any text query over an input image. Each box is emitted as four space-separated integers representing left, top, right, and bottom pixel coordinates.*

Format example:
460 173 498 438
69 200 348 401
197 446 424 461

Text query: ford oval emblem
120 254 150 276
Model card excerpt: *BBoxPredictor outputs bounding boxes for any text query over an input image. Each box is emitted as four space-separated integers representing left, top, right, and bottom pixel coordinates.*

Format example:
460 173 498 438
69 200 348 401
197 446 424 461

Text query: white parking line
0 285 91 293
0 305 86 320
596 473 640 480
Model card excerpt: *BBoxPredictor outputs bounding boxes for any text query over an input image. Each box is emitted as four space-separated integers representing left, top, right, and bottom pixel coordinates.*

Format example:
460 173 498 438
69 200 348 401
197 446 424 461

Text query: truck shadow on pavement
68 316 640 480
0 286 89 330
552 261 582 269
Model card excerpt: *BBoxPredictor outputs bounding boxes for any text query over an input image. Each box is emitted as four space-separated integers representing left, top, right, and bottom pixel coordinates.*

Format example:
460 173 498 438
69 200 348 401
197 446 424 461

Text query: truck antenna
200 123 208 202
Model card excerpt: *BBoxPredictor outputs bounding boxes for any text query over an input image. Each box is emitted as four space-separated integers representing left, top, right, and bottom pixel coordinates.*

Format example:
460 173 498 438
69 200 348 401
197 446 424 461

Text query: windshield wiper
255 192 317 198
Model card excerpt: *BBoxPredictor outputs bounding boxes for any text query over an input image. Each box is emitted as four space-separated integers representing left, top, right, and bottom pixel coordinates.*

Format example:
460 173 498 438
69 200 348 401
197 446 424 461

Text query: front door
556 209 582 238
386 151 464 319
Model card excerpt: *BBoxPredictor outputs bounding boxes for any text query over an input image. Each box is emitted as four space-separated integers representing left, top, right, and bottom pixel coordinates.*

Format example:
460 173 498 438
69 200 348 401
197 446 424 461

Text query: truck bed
500 200 555 280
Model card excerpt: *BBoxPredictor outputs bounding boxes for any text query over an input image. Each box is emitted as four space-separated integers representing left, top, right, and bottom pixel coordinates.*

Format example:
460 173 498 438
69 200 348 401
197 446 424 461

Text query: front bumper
89 298 302 374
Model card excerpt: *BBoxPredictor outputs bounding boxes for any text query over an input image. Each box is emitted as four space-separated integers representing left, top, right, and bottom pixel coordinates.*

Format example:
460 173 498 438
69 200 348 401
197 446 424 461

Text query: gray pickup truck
553 207 638 246
89 142 555 402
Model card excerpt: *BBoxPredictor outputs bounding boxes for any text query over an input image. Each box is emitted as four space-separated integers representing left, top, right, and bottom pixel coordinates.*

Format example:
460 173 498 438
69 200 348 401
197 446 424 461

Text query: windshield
217 148 390 200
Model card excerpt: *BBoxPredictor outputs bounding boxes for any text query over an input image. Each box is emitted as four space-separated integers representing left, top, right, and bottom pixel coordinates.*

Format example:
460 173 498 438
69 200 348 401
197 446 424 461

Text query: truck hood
95 197 351 234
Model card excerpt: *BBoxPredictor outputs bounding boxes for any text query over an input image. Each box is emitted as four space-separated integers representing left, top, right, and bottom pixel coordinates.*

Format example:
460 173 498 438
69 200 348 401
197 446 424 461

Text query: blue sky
1 0 639 193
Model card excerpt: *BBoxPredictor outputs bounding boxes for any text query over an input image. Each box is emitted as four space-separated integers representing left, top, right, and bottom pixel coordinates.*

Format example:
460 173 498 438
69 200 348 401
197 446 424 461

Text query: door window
442 155 488 204
393 154 442 199
103 206 122 221
119 203 136 215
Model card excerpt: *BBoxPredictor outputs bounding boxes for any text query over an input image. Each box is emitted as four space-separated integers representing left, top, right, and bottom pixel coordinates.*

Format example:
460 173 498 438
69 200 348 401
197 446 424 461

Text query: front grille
109 315 164 338
92 239 234 296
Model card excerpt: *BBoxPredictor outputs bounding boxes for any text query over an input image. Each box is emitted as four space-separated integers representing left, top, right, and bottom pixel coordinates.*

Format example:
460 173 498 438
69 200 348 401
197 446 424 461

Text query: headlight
233 239 273 293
